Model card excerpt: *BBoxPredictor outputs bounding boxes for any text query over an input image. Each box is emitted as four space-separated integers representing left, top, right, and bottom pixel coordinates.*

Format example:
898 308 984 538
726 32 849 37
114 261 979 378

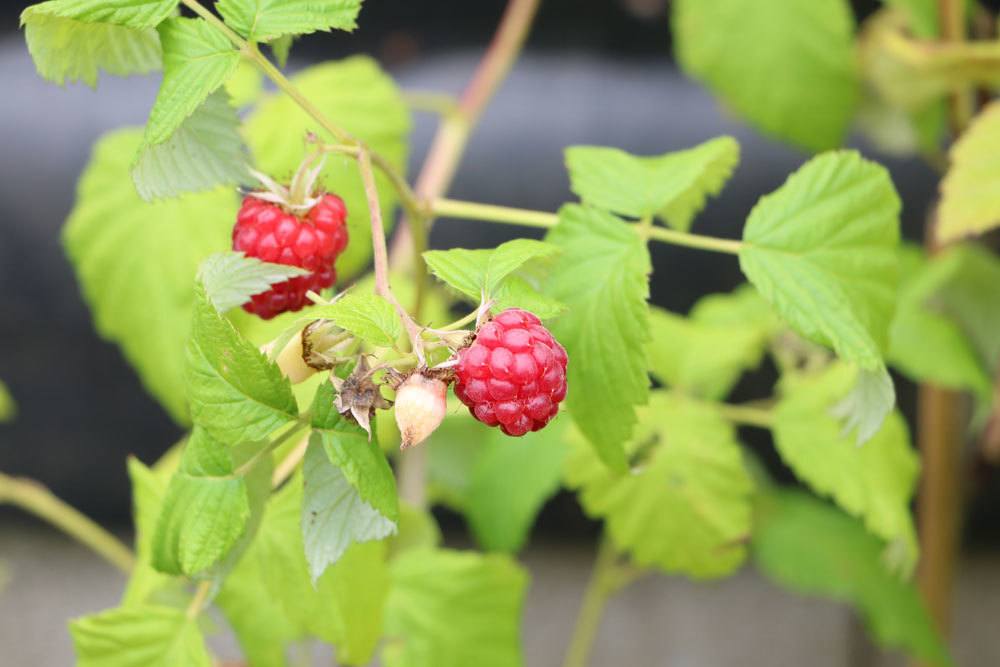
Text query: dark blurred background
0 0 997 547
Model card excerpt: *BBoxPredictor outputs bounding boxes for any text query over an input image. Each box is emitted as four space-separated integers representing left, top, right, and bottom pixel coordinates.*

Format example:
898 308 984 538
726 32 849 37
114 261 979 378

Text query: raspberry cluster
232 193 348 319
454 308 568 436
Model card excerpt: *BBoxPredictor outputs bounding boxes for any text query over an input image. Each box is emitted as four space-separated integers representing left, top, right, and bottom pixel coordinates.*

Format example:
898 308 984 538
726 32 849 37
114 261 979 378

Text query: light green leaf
144 17 240 146
70 605 211 667
566 393 753 578
245 56 411 281
308 292 402 347
197 251 308 314
423 238 559 301
493 276 567 319
648 286 780 400
425 414 485 510
830 365 896 446
383 549 528 667
544 205 651 471
739 151 901 375
225 60 264 107
647 300 769 400
218 0 361 42
565 137 739 230
216 542 298 667
21 0 170 87
63 129 237 424
152 427 272 575
673 0 859 152
249 478 389 664
932 244 1000 374
187 283 298 444
754 489 952 666
122 458 176 606
132 90 250 201
773 363 920 574
391 503 442 556
302 438 397 582
0 380 16 423
938 102 1000 242
888 246 992 397
464 419 568 553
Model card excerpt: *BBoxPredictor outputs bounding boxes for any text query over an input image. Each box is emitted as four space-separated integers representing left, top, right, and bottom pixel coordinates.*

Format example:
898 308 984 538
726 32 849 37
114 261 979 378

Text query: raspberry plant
4 0 1000 665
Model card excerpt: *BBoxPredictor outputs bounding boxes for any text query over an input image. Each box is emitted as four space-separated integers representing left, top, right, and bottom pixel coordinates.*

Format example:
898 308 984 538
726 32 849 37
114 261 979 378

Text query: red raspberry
232 193 348 319
454 308 568 437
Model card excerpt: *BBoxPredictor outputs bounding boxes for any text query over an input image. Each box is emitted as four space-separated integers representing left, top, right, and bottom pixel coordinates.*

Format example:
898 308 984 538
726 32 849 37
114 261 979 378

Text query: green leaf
423 238 559 301
652 286 781 400
493 276 567 319
647 294 772 400
132 90 250 201
307 292 402 347
218 0 361 42
302 382 398 580
63 129 237 424
216 538 298 667
930 244 1000 373
566 393 754 578
0 380 16 423
888 247 992 397
673 0 859 152
425 414 485 510
152 427 272 575
831 365 897 446
244 56 411 281
753 489 952 665
248 478 390 664
187 283 298 443
70 605 212 667
383 549 528 667
270 34 294 66
197 251 308 314
464 419 569 553
938 102 1000 242
225 60 264 107
544 205 651 471
739 151 901 373
772 363 920 574
21 0 171 87
565 137 739 230
144 17 240 146
122 458 176 606
302 437 397 582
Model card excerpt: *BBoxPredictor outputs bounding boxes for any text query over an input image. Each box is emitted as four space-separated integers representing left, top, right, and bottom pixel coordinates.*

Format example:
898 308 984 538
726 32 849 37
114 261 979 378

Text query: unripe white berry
261 333 315 385
394 373 448 449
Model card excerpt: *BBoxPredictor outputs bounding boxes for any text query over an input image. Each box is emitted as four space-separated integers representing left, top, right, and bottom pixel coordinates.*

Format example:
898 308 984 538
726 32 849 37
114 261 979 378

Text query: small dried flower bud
261 333 315 384
394 372 448 450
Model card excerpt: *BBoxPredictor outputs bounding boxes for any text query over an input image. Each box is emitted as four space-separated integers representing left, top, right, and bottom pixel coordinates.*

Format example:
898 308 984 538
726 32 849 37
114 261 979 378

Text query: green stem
233 416 310 478
433 197 557 228
0 472 134 573
432 197 744 254
186 580 213 620
562 534 638 667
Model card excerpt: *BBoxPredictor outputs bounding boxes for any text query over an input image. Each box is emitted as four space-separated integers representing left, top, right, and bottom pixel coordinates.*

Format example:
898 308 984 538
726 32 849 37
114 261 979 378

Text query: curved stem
714 403 774 429
186 580 213 620
271 433 311 488
232 415 310 478
562 533 640 667
0 472 134 573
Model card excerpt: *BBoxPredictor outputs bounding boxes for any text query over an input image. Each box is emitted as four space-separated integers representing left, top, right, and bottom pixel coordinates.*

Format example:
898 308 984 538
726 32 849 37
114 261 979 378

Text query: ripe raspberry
454 308 568 437
233 193 348 319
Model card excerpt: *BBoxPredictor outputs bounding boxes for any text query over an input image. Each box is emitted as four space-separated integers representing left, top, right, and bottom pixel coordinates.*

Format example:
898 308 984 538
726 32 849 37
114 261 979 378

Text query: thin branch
358 148 426 364
0 473 134 573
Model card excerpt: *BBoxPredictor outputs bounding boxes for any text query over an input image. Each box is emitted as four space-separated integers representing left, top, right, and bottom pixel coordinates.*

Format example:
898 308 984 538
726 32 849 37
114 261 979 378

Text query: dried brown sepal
330 356 391 439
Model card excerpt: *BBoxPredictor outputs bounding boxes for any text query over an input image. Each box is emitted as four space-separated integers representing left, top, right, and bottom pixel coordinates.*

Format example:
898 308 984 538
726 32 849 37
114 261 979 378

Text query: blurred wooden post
912 3 969 657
